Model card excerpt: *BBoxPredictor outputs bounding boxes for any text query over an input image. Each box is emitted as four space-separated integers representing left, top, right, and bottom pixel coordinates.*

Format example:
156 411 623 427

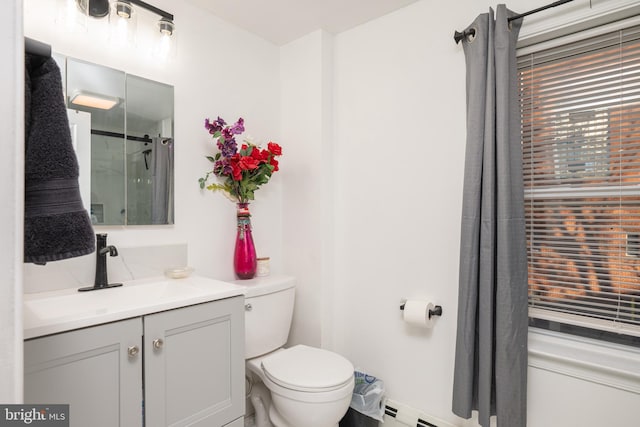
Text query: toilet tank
241 275 295 359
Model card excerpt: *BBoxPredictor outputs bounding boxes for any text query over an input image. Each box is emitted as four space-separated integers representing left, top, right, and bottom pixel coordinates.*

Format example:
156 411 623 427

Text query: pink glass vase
234 203 257 279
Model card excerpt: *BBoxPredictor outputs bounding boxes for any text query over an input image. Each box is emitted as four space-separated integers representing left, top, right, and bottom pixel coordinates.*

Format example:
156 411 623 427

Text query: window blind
519 24 640 338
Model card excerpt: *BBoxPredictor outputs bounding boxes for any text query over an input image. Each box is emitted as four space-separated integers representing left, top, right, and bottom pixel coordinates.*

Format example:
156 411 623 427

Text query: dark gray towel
25 54 95 264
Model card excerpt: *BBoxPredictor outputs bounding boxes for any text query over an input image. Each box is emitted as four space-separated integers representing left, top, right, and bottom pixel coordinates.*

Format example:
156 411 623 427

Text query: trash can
340 407 379 427
339 371 385 427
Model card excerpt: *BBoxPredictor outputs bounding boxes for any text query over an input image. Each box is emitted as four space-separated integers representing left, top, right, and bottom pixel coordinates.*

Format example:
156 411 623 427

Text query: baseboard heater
383 399 458 427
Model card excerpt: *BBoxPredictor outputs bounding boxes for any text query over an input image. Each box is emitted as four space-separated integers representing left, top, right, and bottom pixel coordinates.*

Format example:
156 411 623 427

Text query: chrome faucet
78 233 123 292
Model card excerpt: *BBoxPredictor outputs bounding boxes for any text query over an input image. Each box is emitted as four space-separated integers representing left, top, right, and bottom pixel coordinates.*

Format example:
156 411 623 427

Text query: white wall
282 0 640 426
23 0 283 289
332 1 465 422
280 30 335 349
0 0 23 404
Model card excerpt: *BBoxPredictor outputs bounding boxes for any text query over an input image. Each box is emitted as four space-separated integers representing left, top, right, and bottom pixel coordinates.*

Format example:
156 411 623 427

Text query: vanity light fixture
109 0 137 45
129 0 175 39
69 90 120 110
75 0 110 18
154 19 176 59
75 0 175 38
114 0 133 19
68 0 175 58
158 18 174 36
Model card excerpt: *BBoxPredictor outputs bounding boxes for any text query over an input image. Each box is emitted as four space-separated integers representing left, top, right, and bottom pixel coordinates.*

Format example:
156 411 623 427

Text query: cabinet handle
153 338 164 350
245 303 252 311
127 345 139 358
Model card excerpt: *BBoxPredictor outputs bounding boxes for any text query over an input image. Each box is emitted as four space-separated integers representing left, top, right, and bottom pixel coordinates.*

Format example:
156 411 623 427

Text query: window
519 23 640 344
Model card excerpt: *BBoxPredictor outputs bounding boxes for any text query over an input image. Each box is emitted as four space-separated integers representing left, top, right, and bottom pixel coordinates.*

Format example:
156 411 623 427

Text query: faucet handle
108 246 118 257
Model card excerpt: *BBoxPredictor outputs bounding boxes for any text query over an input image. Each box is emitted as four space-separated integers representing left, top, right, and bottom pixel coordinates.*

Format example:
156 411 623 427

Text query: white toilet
241 275 354 427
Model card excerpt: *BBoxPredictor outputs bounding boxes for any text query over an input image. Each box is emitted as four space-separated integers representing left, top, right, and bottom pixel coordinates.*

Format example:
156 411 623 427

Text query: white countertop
24 275 245 339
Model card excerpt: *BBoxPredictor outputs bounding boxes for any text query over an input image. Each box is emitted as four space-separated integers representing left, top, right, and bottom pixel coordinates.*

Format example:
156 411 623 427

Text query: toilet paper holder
399 299 443 319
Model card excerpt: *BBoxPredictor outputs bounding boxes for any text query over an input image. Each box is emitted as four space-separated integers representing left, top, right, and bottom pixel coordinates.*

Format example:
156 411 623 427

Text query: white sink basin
24 276 244 339
26 281 205 320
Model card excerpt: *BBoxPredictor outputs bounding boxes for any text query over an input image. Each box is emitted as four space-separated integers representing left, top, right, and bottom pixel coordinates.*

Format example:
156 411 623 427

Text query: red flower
230 160 243 181
251 147 269 163
239 155 259 171
268 142 282 156
270 157 279 172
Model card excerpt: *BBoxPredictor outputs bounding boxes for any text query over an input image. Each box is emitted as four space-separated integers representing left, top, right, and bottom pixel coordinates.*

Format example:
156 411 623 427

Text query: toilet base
246 349 353 427
249 381 273 427
269 406 338 427
248 375 349 427
251 392 340 427
269 388 351 427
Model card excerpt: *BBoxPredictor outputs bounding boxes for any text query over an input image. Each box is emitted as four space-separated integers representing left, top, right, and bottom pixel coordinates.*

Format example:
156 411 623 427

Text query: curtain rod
453 0 575 44
91 129 154 143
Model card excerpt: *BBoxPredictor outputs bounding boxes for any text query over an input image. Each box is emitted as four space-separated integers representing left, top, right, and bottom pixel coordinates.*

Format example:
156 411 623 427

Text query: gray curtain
151 137 174 224
452 5 528 427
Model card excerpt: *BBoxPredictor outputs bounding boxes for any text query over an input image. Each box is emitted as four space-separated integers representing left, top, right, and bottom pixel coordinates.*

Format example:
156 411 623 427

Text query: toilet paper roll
403 300 436 328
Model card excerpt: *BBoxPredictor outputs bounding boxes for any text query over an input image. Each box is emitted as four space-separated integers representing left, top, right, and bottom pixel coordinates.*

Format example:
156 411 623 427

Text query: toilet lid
261 345 354 392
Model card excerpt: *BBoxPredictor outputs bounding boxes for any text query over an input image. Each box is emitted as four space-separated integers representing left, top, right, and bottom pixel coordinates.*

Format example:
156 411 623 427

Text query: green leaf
215 152 221 160
206 156 216 162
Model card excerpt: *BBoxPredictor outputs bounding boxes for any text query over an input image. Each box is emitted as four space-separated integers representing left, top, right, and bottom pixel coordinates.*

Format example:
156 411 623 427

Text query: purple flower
214 159 233 176
205 116 226 134
230 118 245 135
221 140 238 158
222 127 234 141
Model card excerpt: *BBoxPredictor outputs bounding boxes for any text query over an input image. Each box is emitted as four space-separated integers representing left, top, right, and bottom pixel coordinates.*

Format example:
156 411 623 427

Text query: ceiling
185 0 420 46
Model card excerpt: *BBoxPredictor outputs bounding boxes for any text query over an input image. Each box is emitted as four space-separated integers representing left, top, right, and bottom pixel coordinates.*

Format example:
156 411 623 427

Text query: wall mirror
56 55 174 225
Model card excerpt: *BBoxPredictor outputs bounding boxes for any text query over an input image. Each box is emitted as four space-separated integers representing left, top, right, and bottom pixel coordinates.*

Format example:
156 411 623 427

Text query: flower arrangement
199 116 282 204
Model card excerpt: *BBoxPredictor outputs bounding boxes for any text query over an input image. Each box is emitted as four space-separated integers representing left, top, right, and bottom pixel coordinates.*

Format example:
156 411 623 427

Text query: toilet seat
261 345 354 393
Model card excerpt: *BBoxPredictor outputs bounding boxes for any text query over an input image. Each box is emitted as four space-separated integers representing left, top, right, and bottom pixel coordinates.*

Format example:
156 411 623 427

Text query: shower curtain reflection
151 137 173 224
126 137 173 225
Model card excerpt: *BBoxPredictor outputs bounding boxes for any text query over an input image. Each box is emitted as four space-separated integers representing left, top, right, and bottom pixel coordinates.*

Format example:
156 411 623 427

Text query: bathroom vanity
23 276 245 427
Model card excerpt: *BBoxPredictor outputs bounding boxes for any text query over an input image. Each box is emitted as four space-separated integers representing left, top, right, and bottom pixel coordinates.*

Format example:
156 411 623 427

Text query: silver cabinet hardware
127 345 139 358
153 338 164 350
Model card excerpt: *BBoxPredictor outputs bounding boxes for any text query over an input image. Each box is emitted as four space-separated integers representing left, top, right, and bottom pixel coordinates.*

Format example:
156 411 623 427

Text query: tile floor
244 415 256 427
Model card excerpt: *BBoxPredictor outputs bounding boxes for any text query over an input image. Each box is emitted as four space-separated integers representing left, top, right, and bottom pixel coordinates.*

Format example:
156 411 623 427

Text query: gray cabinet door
144 296 245 427
24 318 143 427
